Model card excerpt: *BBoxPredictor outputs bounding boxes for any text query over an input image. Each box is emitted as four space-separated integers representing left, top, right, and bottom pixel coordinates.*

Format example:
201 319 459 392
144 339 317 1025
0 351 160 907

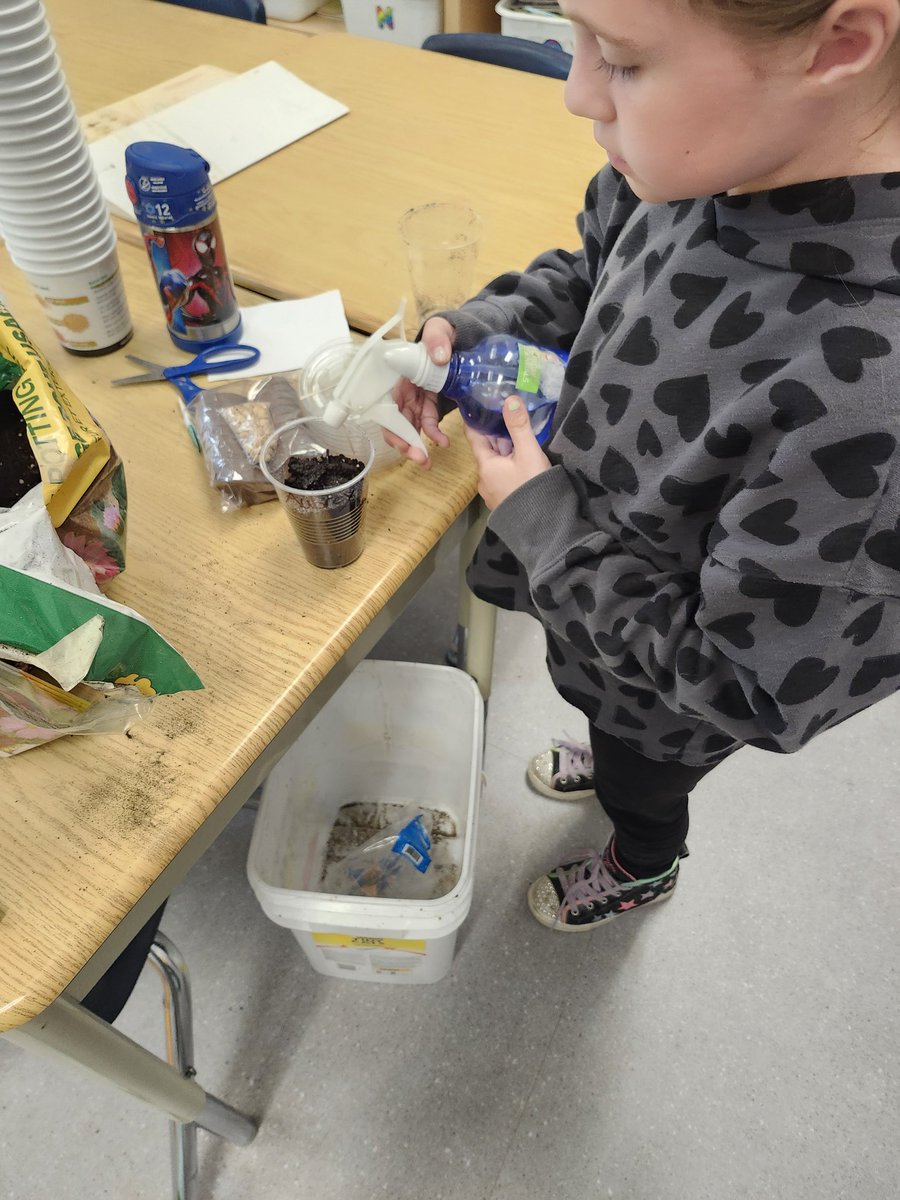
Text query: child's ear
807 0 900 85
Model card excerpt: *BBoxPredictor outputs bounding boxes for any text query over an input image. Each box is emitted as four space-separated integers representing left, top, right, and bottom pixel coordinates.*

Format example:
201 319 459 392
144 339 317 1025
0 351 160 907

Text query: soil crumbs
286 452 364 490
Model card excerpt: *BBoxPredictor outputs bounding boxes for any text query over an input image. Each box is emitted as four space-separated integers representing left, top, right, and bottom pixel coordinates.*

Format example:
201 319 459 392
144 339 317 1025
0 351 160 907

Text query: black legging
589 725 721 876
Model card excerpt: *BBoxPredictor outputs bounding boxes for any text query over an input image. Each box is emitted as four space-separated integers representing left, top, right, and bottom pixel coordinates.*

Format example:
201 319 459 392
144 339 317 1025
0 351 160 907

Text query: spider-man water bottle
124 141 242 351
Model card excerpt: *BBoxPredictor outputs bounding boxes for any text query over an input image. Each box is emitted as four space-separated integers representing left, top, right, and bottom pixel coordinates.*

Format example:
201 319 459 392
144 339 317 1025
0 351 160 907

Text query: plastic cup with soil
260 417 375 569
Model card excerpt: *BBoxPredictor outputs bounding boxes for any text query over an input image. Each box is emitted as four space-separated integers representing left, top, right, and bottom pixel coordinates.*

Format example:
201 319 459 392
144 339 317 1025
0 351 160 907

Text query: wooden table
46 0 599 335
0 229 490 1102
1 0 600 1150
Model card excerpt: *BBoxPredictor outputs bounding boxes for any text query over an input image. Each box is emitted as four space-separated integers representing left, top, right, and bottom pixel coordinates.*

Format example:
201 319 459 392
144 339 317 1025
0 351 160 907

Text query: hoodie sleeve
444 166 640 354
488 461 900 754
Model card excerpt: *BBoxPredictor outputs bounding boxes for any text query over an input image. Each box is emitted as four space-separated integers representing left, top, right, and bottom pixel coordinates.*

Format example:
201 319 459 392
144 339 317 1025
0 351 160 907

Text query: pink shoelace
552 736 593 782
554 849 624 916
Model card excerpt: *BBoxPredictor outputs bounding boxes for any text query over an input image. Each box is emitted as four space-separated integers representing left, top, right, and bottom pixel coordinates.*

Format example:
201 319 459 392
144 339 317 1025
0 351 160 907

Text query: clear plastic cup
398 201 482 325
301 338 400 470
260 417 376 569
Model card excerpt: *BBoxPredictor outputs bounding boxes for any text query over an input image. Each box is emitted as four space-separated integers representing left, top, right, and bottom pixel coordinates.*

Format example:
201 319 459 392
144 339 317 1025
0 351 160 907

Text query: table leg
5 994 257 1144
456 499 496 703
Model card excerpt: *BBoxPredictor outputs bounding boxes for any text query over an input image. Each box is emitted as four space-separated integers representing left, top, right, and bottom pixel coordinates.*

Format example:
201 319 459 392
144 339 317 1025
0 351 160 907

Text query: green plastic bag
0 492 202 756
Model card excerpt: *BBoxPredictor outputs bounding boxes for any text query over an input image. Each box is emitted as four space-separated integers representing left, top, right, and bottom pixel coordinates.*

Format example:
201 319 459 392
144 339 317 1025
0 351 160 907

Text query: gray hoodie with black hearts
446 168 900 765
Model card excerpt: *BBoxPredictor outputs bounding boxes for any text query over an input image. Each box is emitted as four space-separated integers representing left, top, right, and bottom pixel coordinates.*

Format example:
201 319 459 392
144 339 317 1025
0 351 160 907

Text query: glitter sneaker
527 838 685 933
526 735 594 801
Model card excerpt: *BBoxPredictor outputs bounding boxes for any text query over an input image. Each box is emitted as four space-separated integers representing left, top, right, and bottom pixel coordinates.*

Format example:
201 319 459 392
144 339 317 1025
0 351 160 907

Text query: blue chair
155 0 267 21
421 32 571 80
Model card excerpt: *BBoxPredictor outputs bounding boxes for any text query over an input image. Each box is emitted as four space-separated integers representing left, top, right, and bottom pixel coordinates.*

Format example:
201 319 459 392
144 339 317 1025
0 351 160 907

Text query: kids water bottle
384 335 567 445
124 141 242 352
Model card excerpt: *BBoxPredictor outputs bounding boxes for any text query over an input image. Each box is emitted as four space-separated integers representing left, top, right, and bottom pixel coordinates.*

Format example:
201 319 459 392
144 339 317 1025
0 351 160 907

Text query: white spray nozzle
382 342 450 395
329 300 429 454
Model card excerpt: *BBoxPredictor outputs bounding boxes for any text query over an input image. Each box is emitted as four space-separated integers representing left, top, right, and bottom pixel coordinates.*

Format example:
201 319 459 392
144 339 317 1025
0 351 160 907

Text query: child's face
561 0 817 201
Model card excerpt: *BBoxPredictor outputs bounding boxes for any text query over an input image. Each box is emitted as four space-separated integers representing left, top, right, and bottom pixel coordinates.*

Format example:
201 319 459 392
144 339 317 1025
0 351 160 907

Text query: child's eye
595 54 638 81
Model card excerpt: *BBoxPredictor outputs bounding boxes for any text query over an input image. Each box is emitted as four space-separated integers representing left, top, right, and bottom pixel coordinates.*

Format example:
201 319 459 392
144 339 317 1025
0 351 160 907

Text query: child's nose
564 49 616 125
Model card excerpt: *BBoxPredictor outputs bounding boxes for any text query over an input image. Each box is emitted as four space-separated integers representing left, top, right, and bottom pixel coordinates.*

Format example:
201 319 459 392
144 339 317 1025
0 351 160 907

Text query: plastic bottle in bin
124 141 242 351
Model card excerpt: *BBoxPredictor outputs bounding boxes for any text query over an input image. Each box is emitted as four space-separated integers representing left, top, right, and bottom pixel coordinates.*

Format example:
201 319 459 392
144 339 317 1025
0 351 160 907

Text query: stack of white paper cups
0 0 132 354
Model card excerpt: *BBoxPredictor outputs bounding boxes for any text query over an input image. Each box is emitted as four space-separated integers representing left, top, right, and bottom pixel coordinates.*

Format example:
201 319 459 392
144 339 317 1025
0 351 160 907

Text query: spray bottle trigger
365 401 428 454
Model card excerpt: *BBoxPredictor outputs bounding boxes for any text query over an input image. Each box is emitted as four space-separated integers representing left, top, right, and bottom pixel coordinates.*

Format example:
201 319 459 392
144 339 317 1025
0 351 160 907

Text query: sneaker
527 838 682 933
526 735 594 801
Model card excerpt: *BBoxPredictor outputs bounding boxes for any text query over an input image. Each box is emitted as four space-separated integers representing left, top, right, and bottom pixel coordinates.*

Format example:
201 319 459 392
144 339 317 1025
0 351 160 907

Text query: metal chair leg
148 932 198 1200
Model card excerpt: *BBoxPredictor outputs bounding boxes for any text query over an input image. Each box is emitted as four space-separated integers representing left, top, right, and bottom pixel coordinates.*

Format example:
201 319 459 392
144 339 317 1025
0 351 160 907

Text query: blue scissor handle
162 343 261 383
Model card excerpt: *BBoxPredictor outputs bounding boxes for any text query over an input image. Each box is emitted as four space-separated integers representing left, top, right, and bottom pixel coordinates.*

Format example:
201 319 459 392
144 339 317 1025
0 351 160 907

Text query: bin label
312 933 426 954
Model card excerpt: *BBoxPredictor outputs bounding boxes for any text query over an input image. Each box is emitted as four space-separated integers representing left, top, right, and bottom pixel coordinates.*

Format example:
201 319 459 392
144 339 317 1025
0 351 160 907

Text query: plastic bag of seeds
189 372 304 512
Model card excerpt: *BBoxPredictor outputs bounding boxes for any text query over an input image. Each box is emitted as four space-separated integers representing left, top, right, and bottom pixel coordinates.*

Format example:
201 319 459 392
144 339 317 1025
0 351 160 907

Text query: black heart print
562 397 597 451
865 520 900 573
600 383 631 425
775 657 840 704
710 292 765 348
849 655 900 697
769 177 855 223
616 213 650 268
599 447 640 495
811 432 896 498
717 226 760 259
615 316 659 366
768 380 827 432
637 420 662 457
842 602 884 646
705 611 755 649
669 273 727 329
739 499 801 546
821 326 891 382
643 242 676 293
653 375 710 442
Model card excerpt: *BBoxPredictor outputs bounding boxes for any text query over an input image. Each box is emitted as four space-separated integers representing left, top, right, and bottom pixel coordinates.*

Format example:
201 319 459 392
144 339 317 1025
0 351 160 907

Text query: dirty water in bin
319 801 462 900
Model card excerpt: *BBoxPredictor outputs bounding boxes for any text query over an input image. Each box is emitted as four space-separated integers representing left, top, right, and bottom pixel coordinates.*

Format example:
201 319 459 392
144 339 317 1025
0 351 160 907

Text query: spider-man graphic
147 221 237 335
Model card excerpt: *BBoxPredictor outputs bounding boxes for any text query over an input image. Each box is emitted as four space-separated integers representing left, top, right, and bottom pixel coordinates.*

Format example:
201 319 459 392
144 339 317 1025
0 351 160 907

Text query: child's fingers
462 422 495 463
502 395 539 452
419 317 455 365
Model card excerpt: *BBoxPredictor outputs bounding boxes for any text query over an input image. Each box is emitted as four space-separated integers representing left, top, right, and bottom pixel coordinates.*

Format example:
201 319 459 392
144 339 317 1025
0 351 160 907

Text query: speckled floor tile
2 554 898 1200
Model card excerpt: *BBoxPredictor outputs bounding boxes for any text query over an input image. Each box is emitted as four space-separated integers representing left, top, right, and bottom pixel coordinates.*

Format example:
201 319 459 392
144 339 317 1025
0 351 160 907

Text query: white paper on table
89 61 348 220
214 290 350 380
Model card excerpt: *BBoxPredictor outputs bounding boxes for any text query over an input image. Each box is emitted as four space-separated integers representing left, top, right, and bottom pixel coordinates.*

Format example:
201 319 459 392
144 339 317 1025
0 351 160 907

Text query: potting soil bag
0 303 127 583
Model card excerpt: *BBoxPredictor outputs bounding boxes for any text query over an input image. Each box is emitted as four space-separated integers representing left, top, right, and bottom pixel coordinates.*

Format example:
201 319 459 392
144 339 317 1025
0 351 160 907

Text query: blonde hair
687 1 833 37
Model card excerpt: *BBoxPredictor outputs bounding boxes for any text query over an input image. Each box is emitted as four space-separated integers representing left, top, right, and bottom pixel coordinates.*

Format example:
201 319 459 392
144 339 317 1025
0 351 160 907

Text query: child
390 0 900 931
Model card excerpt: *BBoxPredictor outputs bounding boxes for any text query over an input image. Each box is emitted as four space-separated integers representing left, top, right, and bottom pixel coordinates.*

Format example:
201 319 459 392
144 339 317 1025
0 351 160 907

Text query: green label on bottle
515 343 542 394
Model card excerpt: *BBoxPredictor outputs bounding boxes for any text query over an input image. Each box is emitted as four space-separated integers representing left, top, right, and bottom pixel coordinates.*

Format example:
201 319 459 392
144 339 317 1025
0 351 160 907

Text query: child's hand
385 316 454 468
464 395 551 510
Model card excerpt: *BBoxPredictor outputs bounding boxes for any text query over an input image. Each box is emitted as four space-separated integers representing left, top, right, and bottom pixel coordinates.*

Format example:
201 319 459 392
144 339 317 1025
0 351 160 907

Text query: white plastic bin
247 660 483 984
495 0 574 53
340 0 442 47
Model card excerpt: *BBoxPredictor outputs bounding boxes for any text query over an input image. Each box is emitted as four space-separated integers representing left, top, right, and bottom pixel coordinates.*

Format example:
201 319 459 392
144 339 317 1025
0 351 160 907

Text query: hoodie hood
712 173 900 297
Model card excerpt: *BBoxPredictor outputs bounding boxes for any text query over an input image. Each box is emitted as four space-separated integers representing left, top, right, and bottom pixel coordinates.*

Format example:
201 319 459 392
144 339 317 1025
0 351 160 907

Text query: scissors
110 343 261 403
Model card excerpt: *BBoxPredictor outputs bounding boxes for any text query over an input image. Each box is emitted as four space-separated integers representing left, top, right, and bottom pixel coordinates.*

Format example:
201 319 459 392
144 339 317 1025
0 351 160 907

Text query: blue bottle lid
124 141 217 228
